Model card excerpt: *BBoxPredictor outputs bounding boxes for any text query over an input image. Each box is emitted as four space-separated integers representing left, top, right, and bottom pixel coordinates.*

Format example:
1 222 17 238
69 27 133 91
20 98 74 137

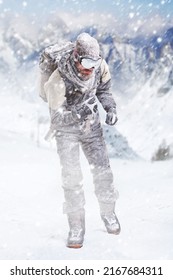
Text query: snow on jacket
39 42 117 132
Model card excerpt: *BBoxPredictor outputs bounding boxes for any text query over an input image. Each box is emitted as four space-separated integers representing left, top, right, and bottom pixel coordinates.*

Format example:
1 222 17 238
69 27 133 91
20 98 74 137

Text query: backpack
39 41 74 104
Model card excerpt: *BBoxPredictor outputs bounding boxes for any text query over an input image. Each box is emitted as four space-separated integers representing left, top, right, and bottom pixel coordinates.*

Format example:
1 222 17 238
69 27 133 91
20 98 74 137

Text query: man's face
75 61 94 77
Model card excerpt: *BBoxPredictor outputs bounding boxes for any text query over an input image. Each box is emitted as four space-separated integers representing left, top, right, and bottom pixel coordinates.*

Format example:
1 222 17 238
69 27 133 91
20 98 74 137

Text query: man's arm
96 59 118 125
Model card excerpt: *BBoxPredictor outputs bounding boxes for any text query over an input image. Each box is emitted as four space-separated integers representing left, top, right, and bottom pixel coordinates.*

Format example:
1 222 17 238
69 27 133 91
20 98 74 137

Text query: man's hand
71 104 92 122
105 108 118 126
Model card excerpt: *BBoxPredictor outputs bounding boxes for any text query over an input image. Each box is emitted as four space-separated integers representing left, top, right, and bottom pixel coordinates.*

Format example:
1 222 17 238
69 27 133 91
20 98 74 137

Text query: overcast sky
0 0 173 18
0 0 173 38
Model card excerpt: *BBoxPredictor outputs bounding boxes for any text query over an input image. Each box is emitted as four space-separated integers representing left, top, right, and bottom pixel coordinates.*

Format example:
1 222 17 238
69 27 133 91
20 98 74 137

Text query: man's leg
56 133 85 248
81 131 120 234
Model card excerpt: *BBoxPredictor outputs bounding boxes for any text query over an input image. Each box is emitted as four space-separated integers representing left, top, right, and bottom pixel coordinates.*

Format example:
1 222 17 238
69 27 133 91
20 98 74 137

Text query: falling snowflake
157 37 162 43
22 1 27 7
129 13 135 19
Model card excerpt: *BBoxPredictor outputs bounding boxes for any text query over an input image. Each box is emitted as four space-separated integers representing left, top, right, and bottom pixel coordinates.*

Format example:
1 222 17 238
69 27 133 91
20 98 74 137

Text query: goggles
76 53 102 69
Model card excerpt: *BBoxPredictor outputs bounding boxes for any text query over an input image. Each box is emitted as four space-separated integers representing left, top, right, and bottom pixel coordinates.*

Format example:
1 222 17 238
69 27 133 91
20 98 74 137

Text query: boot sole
107 228 121 235
67 244 83 249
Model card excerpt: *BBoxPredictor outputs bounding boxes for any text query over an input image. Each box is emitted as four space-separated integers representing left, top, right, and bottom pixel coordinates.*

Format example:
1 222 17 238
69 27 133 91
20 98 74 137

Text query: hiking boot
99 202 121 235
101 212 121 235
66 209 85 249
67 227 85 248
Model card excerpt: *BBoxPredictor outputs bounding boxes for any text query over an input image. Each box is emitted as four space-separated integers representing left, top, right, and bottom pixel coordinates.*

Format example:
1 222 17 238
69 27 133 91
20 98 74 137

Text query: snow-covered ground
117 72 173 161
0 129 173 260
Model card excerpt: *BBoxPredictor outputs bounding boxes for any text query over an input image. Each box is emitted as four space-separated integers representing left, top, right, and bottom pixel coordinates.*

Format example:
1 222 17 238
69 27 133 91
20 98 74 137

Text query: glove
71 104 92 122
105 108 118 126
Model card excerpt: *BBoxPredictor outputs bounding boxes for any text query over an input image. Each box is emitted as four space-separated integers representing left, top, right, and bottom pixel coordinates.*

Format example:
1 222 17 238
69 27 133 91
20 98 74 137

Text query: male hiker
39 32 121 248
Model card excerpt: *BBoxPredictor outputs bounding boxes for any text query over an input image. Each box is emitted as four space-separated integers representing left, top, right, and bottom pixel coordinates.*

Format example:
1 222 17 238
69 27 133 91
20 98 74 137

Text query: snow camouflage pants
55 127 117 214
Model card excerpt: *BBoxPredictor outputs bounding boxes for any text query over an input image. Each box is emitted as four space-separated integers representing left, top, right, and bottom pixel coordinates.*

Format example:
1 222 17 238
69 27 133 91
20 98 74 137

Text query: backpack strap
39 42 74 102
